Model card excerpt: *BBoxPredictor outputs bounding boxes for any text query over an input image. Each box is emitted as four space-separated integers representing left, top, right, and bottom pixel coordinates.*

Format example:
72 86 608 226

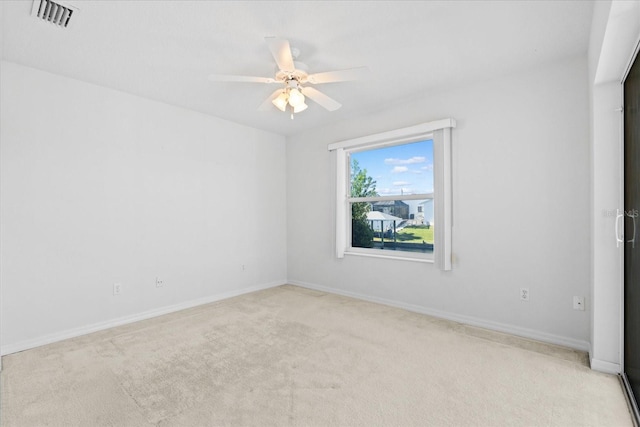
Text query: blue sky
351 139 434 196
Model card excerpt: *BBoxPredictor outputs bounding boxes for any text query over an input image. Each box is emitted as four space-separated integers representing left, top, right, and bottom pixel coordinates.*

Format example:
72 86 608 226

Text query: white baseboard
289 279 590 353
2 278 595 361
590 356 622 374
1 280 286 356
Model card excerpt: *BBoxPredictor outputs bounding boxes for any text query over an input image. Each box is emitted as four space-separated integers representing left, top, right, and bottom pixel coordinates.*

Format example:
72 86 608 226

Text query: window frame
329 118 455 270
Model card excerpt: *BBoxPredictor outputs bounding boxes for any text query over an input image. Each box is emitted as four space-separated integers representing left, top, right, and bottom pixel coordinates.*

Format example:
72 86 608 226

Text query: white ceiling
1 1 594 137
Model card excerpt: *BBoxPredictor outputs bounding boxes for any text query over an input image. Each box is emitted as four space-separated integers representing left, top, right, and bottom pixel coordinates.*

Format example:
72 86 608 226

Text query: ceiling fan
208 37 369 118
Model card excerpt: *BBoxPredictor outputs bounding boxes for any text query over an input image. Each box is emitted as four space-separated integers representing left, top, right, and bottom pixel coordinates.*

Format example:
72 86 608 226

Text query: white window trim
329 118 455 270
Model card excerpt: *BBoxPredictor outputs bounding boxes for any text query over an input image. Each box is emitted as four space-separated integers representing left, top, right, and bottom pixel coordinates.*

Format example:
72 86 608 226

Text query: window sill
344 250 434 264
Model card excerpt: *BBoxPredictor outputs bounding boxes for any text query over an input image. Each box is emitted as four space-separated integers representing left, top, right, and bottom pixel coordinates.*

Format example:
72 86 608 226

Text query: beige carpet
0 285 633 426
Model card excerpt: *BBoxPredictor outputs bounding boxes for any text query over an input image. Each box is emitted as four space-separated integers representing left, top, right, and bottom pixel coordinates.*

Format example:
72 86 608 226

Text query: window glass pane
349 139 434 255
350 140 433 197
351 199 434 253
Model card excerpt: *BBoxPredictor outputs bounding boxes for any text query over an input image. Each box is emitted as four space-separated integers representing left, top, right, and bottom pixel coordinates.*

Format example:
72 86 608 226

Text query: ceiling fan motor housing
276 61 309 83
286 79 300 89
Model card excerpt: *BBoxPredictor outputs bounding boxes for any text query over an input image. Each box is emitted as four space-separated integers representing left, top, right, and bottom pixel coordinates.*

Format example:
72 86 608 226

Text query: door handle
616 210 625 248
627 211 638 249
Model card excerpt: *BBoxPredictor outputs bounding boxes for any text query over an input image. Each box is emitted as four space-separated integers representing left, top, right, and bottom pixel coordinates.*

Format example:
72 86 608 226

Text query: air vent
31 0 77 28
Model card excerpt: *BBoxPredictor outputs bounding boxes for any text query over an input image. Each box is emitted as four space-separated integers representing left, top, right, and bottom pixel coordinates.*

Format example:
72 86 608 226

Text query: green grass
373 225 434 244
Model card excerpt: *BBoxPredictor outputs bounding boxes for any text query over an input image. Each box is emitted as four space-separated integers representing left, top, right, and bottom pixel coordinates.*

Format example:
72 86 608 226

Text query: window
350 140 434 255
328 118 455 270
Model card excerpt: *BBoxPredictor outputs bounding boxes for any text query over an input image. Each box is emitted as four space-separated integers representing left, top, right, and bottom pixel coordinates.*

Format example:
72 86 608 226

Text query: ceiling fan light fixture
293 102 308 113
272 92 288 112
288 88 305 108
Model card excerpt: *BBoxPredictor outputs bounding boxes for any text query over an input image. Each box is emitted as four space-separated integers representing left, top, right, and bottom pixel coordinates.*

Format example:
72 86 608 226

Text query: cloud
385 156 426 165
421 164 434 171
391 166 408 173
393 181 410 186
377 187 413 195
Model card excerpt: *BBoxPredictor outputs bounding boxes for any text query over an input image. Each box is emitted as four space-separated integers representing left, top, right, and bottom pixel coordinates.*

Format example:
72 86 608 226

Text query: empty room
1 1 639 425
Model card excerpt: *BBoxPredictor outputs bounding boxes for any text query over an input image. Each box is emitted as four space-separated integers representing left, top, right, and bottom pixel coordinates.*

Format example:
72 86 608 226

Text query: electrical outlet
241 264 245 272
156 277 164 288
113 283 122 296
573 296 585 311
520 287 530 301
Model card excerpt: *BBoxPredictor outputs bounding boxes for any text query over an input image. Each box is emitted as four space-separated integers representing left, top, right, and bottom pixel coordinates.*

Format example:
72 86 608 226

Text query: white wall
287 56 591 349
588 0 640 374
0 61 287 353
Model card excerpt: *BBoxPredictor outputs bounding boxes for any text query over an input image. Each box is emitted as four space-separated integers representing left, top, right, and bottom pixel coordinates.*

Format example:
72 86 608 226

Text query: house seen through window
349 139 434 254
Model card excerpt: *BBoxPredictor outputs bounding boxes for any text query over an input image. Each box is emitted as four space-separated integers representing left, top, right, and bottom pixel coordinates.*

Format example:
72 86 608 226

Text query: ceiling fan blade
301 86 342 111
208 74 277 84
306 66 370 84
265 36 295 72
258 89 284 111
